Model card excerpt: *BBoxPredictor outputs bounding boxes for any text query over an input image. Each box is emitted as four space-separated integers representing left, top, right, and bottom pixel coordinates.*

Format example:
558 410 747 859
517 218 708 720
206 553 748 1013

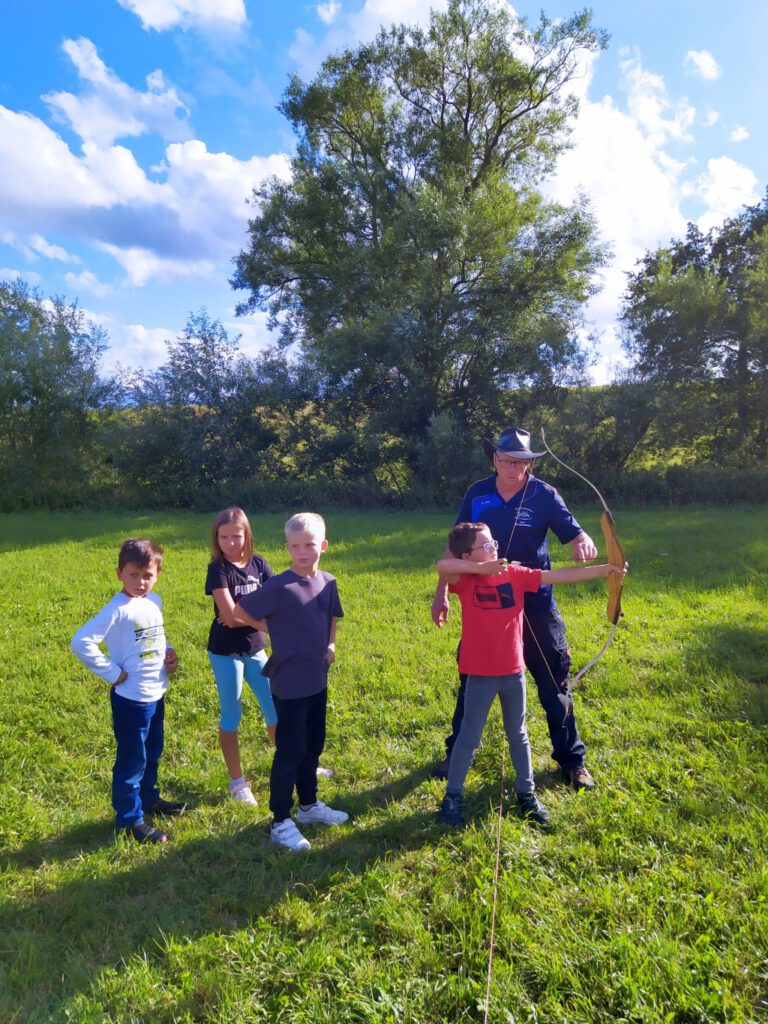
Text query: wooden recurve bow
541 430 626 686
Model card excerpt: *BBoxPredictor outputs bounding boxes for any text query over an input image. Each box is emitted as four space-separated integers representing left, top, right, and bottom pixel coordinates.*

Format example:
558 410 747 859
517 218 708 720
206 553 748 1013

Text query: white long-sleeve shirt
71 592 170 702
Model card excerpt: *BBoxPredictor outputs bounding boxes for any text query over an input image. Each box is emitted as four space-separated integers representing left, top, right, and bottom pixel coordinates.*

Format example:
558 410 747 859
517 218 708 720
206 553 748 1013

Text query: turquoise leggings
208 650 277 731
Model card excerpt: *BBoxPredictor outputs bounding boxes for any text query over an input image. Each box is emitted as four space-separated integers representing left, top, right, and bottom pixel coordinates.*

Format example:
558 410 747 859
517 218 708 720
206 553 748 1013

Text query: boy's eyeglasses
471 539 499 553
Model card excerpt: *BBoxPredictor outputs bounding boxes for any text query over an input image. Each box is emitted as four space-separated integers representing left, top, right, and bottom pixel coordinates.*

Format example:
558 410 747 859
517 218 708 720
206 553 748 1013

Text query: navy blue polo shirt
455 473 583 610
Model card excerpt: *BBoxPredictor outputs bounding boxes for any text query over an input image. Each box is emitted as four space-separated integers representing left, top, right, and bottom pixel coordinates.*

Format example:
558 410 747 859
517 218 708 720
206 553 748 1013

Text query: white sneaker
230 782 257 806
295 800 349 826
270 818 310 852
316 766 334 779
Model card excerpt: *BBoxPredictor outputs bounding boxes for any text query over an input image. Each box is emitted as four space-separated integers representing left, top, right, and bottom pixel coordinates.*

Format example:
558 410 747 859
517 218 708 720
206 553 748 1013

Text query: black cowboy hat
481 427 545 462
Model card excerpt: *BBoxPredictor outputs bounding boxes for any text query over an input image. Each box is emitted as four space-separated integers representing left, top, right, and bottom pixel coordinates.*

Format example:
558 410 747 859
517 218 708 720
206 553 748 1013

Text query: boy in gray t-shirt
235 513 348 852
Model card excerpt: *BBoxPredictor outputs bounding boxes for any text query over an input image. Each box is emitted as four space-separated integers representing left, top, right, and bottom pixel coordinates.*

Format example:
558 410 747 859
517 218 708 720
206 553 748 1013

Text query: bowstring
480 465 531 1023
501 465 566 702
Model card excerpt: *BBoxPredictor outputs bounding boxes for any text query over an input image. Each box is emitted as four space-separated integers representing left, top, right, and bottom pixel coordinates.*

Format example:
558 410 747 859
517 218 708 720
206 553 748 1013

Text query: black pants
445 604 586 770
270 689 327 822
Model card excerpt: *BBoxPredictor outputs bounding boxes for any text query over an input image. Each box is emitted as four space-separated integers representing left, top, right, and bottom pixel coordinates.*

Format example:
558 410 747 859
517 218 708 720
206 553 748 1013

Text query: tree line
1 0 766 511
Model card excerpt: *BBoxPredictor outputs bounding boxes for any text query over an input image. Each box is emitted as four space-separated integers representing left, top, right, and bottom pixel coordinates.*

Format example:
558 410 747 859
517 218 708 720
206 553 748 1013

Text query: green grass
1 507 767 1024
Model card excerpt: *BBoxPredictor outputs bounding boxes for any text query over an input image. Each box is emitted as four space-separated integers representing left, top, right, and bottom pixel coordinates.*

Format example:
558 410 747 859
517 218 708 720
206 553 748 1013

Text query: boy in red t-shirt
437 522 626 827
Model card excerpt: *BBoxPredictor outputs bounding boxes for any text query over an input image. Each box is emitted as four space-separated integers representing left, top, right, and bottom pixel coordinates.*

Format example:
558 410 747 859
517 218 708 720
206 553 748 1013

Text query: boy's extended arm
436 557 509 582
541 563 627 585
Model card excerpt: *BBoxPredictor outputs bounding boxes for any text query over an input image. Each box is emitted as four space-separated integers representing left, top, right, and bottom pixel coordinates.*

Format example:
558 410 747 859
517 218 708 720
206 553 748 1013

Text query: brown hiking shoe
562 765 595 791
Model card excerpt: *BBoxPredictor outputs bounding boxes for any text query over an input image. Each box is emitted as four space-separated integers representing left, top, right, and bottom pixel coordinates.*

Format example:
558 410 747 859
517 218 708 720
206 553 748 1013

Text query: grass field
1 506 767 1024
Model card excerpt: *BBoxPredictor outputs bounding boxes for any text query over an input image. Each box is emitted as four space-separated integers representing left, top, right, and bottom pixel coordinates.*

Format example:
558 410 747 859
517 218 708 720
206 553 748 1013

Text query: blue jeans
445 604 586 770
110 690 165 829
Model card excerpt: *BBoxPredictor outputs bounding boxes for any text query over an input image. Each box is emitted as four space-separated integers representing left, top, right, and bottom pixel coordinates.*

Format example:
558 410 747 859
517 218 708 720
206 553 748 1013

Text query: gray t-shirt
238 569 343 699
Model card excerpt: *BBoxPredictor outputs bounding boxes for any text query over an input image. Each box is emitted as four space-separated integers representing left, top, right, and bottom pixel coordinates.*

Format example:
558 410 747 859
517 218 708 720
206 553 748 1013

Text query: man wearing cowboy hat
431 427 598 790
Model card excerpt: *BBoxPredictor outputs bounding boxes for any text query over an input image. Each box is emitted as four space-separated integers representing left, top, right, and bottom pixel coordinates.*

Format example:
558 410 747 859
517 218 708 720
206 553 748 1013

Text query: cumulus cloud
117 0 246 32
684 49 720 80
702 109 719 128
290 0 445 78
692 157 760 232
43 38 191 147
0 98 290 287
29 235 81 263
730 125 750 142
0 267 43 286
64 269 113 297
162 140 291 250
222 309 273 359
316 1 341 24
98 319 177 372
619 50 695 146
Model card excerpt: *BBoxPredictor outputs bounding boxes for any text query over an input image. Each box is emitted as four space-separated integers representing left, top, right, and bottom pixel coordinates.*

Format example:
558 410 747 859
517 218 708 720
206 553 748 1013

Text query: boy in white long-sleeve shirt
71 538 184 844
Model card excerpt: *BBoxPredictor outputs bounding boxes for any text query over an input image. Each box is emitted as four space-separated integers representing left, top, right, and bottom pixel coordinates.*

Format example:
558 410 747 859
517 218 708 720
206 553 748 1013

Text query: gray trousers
446 672 535 797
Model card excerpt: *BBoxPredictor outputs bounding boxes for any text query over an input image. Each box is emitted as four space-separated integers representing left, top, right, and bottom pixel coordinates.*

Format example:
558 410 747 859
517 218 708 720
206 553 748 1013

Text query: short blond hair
285 512 326 541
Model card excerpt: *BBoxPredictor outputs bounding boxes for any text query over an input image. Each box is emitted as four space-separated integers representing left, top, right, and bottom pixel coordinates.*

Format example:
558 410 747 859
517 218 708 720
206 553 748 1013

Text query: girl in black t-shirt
205 507 277 805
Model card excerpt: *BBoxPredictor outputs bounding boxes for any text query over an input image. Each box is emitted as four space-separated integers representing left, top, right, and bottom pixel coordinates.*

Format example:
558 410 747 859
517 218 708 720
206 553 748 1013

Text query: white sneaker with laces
295 800 349 826
230 782 257 806
270 818 311 852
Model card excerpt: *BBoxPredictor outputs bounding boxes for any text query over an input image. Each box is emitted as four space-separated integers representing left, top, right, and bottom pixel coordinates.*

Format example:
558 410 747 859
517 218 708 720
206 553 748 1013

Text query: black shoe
432 756 451 780
516 792 550 827
124 822 168 844
148 798 187 817
561 766 595 791
438 792 464 826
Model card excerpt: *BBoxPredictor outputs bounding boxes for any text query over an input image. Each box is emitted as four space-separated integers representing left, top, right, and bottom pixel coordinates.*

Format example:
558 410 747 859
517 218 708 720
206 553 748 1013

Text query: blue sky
1 0 765 380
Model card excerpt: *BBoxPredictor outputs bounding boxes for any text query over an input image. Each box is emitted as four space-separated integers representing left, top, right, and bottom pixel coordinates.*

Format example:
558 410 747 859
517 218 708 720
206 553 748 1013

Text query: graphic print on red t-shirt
472 581 516 610
451 566 542 676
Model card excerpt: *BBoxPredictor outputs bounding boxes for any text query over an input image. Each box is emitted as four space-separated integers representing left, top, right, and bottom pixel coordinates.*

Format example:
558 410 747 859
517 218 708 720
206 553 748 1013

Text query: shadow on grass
688 622 768 726
0 762 476 1020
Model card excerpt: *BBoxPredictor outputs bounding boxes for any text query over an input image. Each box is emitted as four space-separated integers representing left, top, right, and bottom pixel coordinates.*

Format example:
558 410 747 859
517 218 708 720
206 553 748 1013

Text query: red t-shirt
450 565 543 676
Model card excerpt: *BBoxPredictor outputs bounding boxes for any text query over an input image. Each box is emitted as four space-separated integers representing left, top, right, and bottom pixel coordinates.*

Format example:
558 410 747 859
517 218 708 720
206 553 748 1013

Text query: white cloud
619 50 695 146
684 49 720 81
96 243 216 286
702 109 719 128
64 269 113 297
0 267 43 286
44 38 191 147
547 89 688 366
693 157 760 232
98 319 176 372
290 0 445 78
317 1 341 25
29 234 81 263
222 310 274 359
0 100 290 287
730 125 750 142
117 0 246 32
163 140 292 251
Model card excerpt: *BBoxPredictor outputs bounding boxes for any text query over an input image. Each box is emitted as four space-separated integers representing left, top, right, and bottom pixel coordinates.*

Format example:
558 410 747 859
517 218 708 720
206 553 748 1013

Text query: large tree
113 311 278 499
621 193 768 463
0 279 109 506
232 0 607 465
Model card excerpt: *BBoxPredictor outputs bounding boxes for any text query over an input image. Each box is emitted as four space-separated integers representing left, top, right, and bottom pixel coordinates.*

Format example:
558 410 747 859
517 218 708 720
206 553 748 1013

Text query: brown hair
210 507 254 563
118 538 164 571
447 522 488 559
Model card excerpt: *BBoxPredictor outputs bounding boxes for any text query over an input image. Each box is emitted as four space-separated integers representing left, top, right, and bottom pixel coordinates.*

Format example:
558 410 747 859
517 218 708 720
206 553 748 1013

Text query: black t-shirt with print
205 555 273 656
